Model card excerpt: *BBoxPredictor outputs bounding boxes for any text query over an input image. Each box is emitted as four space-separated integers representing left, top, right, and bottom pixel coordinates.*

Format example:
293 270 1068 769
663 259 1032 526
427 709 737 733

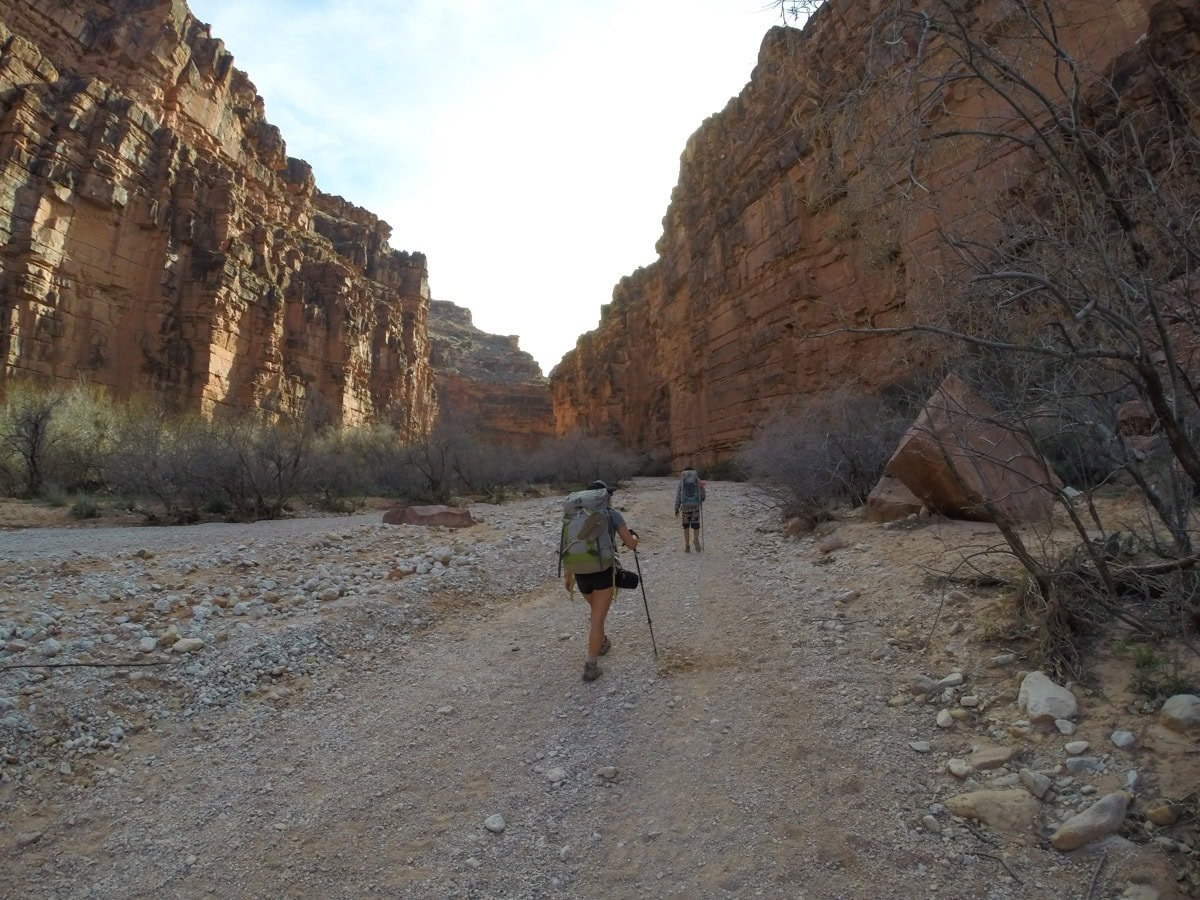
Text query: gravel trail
0 479 1179 898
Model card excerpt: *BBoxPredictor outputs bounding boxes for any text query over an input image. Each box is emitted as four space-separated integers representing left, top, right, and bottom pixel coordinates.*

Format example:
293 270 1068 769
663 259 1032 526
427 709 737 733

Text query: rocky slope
550 0 1177 465
428 300 554 446
0 0 437 426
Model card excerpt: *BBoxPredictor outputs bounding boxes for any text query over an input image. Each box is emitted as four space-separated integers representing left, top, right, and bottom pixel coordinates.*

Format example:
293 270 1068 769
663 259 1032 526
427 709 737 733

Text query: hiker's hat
588 480 616 493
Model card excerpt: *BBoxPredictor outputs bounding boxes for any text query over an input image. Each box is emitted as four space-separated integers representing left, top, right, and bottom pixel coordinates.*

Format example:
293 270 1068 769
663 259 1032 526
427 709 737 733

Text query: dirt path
1 480 1185 898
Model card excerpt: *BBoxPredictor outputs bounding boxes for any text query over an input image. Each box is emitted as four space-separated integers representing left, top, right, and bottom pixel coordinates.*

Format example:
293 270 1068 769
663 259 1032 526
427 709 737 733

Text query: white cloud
187 0 781 373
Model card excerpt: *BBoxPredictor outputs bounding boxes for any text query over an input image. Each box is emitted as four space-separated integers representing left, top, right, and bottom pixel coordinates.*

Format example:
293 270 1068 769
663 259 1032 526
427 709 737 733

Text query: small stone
936 673 964 688
595 766 619 780
1051 792 1130 851
1065 756 1103 775
946 758 974 778
921 815 942 834
968 746 1017 771
39 638 62 657
138 636 158 653
989 653 1017 667
959 695 981 708
1160 694 1200 732
1019 768 1052 800
909 675 937 695
16 831 43 847
546 767 567 784
1144 799 1178 826
936 709 954 728
484 814 506 834
1064 741 1090 756
436 705 454 715
559 845 572 861
58 761 71 776
172 638 205 653
1019 672 1078 726
1054 719 1077 736
909 741 931 753
1110 730 1136 750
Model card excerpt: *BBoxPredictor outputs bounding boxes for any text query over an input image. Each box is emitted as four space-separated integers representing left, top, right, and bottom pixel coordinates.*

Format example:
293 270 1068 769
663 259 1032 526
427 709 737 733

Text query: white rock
595 766 619 780
38 638 62 657
1160 694 1200 732
484 814 506 834
172 638 205 653
1111 730 1136 750
1019 672 1078 725
1055 719 1077 736
138 636 158 653
546 767 567 783
1019 768 1053 799
936 709 955 729
1064 741 1090 755
946 758 974 778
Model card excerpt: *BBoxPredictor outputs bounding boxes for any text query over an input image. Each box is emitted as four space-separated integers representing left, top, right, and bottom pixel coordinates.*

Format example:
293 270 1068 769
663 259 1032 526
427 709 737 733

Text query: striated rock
945 790 1041 834
549 0 1160 465
0 0 437 429
1050 792 1130 851
427 301 553 446
886 376 1061 523
382 505 475 529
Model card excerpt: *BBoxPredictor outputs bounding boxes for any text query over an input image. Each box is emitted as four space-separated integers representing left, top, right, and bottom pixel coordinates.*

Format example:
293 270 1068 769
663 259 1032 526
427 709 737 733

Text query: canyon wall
550 0 1168 465
0 0 435 428
428 300 554 447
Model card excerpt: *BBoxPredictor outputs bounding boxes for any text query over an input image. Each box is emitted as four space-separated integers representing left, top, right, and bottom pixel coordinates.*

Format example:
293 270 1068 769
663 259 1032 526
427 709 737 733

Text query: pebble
946 759 973 778
909 741 931 753
172 638 205 653
436 705 454 715
936 710 954 729
1111 730 1136 750
484 814 506 834
1064 741 1090 756
546 767 567 783
596 766 619 780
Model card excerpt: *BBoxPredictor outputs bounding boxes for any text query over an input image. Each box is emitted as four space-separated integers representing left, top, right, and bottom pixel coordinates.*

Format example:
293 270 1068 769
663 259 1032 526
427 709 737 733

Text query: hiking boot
582 660 601 682
599 636 612 656
684 544 691 553
694 539 702 552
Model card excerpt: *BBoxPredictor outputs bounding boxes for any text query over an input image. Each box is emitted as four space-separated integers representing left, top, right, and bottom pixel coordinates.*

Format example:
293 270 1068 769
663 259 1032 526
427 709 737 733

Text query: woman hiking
562 480 639 682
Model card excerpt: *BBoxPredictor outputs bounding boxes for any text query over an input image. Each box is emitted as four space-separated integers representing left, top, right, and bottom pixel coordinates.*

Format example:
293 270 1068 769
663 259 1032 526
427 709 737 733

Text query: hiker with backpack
559 480 639 682
674 466 706 553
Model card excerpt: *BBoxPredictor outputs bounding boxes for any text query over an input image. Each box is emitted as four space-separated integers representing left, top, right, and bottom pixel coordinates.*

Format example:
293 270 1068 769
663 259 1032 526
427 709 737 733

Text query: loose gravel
0 479 1186 898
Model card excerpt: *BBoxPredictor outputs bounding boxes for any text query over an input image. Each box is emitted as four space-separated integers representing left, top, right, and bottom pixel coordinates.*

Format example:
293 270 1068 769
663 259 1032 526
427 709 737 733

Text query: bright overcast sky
186 1 788 375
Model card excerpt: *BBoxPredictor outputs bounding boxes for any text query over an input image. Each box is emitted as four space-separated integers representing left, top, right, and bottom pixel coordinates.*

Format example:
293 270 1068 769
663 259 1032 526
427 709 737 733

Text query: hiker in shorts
675 465 706 553
564 480 639 682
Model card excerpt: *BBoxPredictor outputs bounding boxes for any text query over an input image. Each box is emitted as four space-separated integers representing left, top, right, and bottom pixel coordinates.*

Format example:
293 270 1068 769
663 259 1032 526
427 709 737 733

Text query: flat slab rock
382 505 476 528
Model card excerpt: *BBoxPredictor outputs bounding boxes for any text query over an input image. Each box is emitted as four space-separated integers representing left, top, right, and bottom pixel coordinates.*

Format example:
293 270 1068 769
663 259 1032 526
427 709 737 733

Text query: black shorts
681 506 701 527
573 568 616 595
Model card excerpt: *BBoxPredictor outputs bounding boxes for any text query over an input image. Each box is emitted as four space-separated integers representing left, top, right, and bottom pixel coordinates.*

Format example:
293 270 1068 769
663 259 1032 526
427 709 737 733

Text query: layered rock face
0 0 435 428
550 0 1169 465
428 300 554 447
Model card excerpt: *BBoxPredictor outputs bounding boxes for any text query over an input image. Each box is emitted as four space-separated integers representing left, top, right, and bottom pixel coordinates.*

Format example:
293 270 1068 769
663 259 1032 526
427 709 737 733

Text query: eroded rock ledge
428 300 553 446
0 0 435 428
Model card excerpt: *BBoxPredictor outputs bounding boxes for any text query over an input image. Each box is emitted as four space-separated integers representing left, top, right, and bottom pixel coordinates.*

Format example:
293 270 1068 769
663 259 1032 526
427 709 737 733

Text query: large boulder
885 375 1061 523
864 474 924 523
383 505 475 528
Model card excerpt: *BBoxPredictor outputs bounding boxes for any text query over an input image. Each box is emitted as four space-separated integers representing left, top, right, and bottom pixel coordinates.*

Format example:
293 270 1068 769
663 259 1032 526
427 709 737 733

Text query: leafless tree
0 387 62 497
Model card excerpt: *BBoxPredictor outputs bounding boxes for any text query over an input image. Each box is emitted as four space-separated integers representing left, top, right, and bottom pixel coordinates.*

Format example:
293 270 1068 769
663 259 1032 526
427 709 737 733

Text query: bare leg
585 587 614 657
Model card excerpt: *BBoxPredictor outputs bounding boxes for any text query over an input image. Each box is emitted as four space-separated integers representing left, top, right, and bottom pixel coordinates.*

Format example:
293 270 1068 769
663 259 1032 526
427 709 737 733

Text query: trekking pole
632 547 658 658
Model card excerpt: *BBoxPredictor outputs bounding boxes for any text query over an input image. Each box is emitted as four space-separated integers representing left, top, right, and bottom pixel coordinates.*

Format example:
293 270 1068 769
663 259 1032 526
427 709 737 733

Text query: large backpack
680 471 702 508
560 488 615 575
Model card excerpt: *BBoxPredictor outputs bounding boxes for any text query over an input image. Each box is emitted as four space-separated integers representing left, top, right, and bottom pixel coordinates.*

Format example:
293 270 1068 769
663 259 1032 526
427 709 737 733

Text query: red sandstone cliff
427 300 553 447
550 0 1170 465
0 0 435 427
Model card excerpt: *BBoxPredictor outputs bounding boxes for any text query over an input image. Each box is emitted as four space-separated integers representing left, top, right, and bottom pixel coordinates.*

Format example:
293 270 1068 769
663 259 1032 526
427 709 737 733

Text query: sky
185 1 790 375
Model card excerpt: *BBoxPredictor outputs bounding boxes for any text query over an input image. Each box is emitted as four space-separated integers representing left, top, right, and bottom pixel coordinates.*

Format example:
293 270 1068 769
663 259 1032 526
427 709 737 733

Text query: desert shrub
704 458 747 482
634 449 673 477
1118 642 1197 702
0 384 63 497
70 494 100 519
527 431 636 489
46 384 121 491
736 391 903 522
